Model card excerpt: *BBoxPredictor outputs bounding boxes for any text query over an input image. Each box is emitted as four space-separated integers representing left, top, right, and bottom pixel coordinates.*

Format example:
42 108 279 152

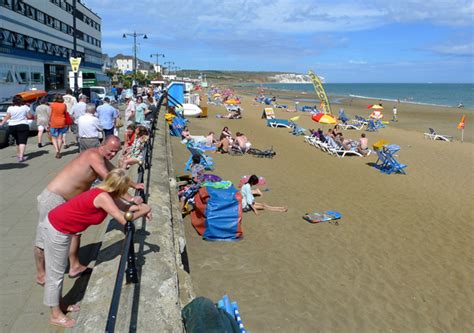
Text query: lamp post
72 0 78 97
122 31 148 83
164 61 174 75
150 53 164 73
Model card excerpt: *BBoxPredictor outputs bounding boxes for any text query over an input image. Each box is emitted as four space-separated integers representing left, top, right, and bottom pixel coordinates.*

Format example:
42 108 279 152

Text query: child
120 125 148 169
124 124 136 150
240 175 287 215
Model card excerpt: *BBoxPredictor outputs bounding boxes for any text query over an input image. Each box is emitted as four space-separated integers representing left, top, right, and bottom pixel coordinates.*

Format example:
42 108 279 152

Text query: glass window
61 22 68 33
37 11 44 23
32 72 43 83
0 68 14 83
17 71 29 83
54 19 60 30
46 16 53 26
3 0 11 8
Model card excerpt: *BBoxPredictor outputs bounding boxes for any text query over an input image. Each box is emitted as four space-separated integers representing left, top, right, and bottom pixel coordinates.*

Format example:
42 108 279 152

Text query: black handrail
104 94 164 333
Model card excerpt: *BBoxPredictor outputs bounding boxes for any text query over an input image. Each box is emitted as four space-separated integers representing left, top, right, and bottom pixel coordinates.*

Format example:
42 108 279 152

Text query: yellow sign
308 70 332 115
69 57 82 73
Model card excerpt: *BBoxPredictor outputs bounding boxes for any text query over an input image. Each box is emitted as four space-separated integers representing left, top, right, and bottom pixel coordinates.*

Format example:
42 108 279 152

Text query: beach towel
303 210 342 224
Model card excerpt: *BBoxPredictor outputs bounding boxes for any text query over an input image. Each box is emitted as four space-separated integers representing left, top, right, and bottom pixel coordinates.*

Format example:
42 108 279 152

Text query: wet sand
171 88 474 332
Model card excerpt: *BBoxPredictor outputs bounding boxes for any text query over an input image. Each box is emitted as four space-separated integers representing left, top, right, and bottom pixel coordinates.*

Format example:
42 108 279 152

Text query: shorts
35 188 66 249
37 125 48 131
79 137 100 152
50 127 68 137
8 124 29 145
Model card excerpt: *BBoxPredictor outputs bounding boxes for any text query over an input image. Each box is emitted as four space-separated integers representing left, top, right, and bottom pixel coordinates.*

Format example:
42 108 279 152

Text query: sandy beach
171 88 473 332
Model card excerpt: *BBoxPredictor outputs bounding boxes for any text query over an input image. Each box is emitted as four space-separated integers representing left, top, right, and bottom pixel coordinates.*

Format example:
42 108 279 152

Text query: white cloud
349 60 368 65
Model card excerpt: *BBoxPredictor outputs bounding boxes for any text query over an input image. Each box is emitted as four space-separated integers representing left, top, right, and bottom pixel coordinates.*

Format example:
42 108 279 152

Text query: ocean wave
348 94 451 108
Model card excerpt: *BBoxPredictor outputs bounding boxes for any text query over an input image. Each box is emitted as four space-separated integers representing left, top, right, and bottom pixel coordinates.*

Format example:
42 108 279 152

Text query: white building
0 0 104 100
115 55 134 74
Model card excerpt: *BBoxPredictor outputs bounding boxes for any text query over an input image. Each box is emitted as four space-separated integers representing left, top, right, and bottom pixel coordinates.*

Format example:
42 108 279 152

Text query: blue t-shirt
96 103 119 130
240 183 254 208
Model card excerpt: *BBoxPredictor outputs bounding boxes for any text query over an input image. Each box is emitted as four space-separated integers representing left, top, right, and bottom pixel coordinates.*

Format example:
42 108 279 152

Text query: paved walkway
0 140 108 332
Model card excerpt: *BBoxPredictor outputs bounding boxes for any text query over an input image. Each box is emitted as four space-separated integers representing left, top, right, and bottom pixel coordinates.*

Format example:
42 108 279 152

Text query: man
96 97 119 137
392 106 398 122
63 88 77 148
78 104 102 151
70 94 88 146
34 135 144 285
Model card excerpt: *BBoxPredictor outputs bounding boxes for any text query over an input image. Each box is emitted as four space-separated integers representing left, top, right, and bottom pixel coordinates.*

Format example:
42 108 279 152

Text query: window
54 19 60 30
16 71 29 83
0 68 14 83
61 22 68 33
32 72 43 83
26 4 35 18
46 16 53 27
3 0 11 8
37 11 44 23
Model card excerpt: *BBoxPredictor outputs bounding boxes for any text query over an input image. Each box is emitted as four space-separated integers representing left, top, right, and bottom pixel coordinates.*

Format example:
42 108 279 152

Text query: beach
171 88 473 332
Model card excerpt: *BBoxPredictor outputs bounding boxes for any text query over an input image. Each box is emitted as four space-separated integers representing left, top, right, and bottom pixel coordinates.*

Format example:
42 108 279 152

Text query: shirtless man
34 135 144 285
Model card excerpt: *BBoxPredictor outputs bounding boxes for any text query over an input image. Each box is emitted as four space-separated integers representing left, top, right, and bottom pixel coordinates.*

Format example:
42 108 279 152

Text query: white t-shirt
7 105 30 126
240 183 254 208
78 113 102 138
71 101 88 124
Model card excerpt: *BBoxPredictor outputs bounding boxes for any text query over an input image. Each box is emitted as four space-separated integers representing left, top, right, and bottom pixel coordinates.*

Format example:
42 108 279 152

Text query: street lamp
150 53 165 73
122 31 148 80
164 61 174 75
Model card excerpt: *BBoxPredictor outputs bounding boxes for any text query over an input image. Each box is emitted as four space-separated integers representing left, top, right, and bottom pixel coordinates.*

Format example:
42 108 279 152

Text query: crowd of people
308 126 370 156
0 88 162 328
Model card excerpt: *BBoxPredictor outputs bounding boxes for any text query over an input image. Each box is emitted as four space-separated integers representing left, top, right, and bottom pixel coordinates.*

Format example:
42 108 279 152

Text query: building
0 0 104 100
114 54 134 74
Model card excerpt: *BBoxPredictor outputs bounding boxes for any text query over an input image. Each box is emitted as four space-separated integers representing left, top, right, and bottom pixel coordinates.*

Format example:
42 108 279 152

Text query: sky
83 0 474 83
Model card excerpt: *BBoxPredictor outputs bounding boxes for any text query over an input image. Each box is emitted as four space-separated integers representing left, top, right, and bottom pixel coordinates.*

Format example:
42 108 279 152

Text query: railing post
124 212 138 284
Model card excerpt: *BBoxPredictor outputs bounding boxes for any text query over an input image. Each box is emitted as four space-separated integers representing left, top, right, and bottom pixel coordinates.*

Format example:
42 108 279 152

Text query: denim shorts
50 127 68 137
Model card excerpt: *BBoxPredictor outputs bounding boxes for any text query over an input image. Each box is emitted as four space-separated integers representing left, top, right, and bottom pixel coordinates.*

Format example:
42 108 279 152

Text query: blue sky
83 0 474 83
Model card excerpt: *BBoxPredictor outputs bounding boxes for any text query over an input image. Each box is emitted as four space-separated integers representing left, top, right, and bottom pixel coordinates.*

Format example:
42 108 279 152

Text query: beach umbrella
312 113 337 124
289 116 300 122
368 104 384 110
370 110 384 120
213 93 221 98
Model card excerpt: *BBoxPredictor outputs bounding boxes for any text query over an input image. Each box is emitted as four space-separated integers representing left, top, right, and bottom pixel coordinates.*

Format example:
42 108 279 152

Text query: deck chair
374 145 407 174
267 118 292 128
366 119 378 132
354 115 369 125
423 128 453 141
336 122 364 130
330 147 363 158
261 107 276 119
338 109 349 124
185 145 214 171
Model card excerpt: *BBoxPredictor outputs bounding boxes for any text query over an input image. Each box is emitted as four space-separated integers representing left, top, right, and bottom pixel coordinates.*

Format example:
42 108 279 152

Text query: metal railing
105 92 165 332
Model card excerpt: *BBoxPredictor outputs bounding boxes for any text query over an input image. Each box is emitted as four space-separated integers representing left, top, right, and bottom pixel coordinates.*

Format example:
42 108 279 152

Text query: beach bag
65 112 73 126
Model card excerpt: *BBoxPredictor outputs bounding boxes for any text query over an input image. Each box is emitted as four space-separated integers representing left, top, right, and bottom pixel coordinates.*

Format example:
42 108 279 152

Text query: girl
240 175 287 215
120 126 149 169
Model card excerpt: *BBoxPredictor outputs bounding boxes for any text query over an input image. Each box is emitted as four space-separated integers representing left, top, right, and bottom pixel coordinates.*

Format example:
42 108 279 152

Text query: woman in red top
41 169 151 328
49 94 68 158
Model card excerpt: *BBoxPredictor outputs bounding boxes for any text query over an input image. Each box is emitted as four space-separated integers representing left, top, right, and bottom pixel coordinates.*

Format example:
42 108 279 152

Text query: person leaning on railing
41 169 152 329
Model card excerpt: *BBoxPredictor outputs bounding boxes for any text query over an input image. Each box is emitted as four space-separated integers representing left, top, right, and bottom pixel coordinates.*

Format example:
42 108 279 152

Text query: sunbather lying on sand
240 175 287 215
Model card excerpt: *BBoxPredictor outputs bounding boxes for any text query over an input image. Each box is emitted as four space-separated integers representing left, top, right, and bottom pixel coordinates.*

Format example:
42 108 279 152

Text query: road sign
69 57 82 73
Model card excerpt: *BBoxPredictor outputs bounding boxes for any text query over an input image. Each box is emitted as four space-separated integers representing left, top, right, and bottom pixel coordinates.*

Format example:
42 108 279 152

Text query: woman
217 126 233 153
0 95 33 162
36 97 51 148
49 94 68 159
120 126 149 169
134 96 147 124
240 175 287 215
41 169 151 328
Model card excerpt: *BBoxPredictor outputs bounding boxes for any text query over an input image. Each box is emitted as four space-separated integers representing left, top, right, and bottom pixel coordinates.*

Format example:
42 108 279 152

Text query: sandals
49 316 76 328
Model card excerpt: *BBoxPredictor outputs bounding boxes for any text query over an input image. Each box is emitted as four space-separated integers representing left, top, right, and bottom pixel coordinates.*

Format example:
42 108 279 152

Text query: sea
243 83 474 109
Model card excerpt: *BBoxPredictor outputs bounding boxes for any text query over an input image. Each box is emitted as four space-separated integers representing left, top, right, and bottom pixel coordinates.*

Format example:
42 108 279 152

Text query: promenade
0 141 113 332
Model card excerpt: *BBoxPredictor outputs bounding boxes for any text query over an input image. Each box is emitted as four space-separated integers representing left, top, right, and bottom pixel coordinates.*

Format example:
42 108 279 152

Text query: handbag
65 112 73 126
115 117 124 128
